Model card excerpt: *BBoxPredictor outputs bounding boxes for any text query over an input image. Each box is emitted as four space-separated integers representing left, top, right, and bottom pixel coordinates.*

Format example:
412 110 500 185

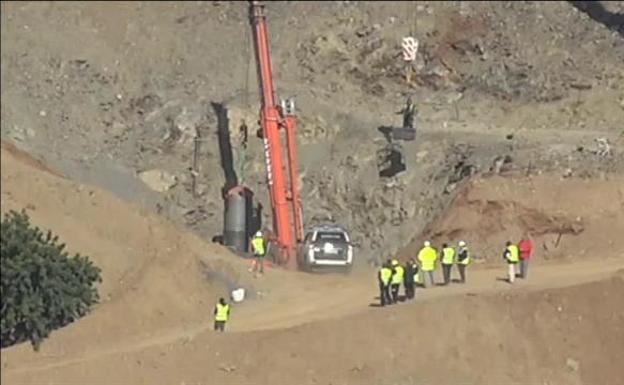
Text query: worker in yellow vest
417 241 437 288
456 240 470 283
390 259 405 304
378 260 393 306
404 258 418 300
504 241 520 283
440 243 456 285
214 297 230 332
413 262 421 286
250 230 266 277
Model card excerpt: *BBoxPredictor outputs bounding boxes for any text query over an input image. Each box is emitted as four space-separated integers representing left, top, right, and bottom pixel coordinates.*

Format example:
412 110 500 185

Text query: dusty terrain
2 136 624 384
2 1 623 263
1 1 624 384
402 172 624 263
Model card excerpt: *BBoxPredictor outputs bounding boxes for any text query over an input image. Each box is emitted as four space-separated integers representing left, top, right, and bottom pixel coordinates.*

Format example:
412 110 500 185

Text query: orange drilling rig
247 1 354 272
248 1 304 270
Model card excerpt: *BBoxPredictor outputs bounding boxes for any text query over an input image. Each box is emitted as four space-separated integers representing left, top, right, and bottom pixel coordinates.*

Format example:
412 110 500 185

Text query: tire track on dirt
5 258 622 375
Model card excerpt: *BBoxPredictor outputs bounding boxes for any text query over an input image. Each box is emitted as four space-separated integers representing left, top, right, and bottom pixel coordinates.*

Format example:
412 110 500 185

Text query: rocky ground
2 139 624 385
2 1 623 264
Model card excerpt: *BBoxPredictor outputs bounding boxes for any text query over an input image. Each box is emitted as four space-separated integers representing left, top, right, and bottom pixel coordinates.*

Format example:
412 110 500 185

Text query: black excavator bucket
377 142 407 178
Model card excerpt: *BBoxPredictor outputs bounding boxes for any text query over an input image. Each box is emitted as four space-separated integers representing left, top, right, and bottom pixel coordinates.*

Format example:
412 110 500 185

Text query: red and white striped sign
402 37 419 62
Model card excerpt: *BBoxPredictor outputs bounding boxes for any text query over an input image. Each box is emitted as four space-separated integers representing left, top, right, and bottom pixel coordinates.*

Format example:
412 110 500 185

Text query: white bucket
231 288 246 303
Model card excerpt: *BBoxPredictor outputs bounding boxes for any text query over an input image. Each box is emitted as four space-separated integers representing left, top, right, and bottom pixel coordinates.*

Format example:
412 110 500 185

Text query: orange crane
248 1 304 270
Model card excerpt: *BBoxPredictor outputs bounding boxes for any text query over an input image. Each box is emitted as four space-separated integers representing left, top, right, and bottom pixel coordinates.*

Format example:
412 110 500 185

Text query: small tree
1 210 102 350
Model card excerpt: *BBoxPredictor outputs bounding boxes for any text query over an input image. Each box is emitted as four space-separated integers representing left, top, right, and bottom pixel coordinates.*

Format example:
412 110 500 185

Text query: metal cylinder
224 186 247 253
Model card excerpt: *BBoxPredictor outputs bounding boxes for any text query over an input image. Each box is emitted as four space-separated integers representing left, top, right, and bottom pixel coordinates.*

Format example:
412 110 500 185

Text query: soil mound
402 174 624 262
0 139 250 353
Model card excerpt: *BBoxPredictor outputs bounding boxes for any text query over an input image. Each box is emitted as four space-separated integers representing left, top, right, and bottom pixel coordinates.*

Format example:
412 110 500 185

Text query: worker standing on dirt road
504 241 520 283
518 235 533 279
378 260 394 306
214 297 230 332
440 243 456 285
390 259 405 303
456 241 470 283
417 241 437 288
404 259 418 300
251 230 266 277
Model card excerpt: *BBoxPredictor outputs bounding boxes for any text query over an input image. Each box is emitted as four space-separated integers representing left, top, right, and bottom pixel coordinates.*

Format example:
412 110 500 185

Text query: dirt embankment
4 271 623 385
2 138 624 385
0 139 255 353
401 173 624 263
2 1 623 266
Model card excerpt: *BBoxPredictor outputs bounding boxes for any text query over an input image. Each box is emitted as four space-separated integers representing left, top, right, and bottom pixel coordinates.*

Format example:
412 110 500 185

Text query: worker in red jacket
518 235 533 279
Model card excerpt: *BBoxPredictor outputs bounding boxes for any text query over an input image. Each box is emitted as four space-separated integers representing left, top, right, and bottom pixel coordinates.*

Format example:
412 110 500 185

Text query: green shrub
1 210 102 350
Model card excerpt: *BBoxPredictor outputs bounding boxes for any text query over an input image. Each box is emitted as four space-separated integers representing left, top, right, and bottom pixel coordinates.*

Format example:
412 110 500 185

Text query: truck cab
298 224 354 273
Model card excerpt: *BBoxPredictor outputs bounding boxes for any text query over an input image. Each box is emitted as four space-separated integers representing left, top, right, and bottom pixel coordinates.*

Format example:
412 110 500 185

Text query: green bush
1 210 102 350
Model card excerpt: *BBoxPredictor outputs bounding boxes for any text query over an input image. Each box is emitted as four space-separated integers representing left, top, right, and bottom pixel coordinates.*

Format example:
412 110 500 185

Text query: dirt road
232 256 624 332
3 256 623 381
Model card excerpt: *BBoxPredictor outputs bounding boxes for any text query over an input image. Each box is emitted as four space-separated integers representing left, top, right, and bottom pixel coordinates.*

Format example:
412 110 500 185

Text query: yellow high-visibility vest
506 244 519 263
418 246 437 271
215 303 230 322
441 247 455 265
252 236 265 256
392 265 405 285
380 267 393 285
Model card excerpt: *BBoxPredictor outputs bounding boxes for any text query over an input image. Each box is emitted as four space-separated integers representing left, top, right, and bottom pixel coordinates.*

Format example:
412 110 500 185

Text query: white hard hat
424 241 431 247
459 241 466 247
255 231 262 237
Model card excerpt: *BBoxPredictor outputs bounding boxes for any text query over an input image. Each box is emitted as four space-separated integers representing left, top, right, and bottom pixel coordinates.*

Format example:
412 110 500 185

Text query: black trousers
391 284 400 303
214 320 226 332
379 283 392 306
520 259 529 279
442 264 452 284
458 264 466 283
404 282 415 299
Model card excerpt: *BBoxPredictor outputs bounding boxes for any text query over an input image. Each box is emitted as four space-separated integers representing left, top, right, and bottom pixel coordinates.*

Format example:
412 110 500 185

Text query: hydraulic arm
249 1 303 269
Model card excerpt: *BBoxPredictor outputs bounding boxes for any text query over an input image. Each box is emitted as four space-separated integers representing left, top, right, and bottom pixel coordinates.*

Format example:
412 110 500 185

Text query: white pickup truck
297 224 354 273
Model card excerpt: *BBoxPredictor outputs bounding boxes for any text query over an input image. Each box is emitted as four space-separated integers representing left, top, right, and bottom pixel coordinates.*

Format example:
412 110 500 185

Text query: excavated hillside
1 3 624 382
401 173 624 263
0 140 259 344
2 137 624 384
2 1 623 264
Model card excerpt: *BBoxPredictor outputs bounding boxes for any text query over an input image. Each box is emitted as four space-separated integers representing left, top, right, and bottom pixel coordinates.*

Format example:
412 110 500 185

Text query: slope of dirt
0 139 257 351
0 140 65 178
2 138 624 384
3 265 623 385
2 1 623 265
401 172 624 263
2 2 624 383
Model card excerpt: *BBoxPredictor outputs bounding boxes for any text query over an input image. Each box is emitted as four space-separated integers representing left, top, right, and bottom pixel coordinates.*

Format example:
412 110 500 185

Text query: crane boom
249 1 303 269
